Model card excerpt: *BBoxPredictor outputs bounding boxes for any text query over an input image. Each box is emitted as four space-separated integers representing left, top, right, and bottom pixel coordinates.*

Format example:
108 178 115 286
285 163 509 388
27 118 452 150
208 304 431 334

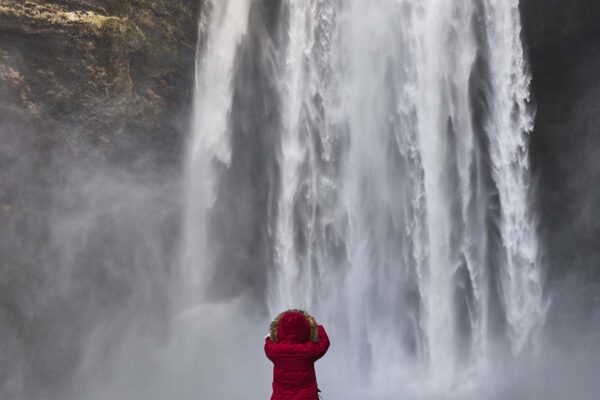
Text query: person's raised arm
309 325 330 361
264 334 276 361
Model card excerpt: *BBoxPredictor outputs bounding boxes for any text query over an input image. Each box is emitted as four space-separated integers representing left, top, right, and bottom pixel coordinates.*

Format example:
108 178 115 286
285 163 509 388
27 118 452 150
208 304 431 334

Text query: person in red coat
265 309 330 400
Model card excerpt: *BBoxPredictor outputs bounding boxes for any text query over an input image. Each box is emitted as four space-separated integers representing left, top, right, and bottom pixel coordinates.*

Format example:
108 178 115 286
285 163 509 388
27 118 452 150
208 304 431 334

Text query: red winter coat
264 311 330 400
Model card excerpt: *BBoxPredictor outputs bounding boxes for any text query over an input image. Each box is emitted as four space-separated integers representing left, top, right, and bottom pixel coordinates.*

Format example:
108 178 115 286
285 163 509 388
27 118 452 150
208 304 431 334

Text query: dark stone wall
521 0 600 52
521 0 600 342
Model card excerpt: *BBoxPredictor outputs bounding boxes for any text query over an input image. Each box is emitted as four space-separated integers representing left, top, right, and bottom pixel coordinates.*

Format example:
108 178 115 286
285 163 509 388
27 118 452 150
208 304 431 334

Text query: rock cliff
0 2 200 399
521 0 600 343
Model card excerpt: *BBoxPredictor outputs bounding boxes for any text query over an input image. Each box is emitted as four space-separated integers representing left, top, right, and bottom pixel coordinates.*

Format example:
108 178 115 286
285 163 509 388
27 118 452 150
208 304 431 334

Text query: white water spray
182 0 251 305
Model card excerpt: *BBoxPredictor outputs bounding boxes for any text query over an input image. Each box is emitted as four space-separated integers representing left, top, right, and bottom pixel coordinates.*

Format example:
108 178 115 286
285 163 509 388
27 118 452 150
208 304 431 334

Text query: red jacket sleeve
264 336 276 361
264 325 330 362
309 325 330 361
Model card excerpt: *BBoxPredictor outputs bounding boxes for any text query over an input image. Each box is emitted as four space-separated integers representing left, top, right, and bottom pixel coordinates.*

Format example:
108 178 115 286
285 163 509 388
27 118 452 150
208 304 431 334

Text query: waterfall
182 0 251 305
184 0 546 395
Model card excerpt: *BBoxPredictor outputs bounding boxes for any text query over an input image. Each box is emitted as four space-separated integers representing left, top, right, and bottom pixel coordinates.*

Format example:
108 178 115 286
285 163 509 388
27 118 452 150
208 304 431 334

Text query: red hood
277 311 311 343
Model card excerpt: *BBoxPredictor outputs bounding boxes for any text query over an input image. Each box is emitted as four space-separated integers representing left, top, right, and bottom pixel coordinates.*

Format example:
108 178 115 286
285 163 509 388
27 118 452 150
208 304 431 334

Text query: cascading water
184 0 546 396
182 0 251 305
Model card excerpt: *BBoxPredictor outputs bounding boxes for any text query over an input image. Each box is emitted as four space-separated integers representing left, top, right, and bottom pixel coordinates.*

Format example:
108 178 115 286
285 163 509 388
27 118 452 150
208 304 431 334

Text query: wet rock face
521 0 600 341
521 0 600 53
0 0 200 158
521 0 600 276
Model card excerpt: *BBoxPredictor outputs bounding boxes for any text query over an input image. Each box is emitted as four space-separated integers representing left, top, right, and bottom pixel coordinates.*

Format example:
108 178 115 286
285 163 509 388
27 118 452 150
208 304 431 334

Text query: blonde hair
269 309 319 343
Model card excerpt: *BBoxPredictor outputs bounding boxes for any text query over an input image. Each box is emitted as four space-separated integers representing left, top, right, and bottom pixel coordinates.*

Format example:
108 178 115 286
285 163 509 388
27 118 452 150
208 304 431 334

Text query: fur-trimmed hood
269 309 319 343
